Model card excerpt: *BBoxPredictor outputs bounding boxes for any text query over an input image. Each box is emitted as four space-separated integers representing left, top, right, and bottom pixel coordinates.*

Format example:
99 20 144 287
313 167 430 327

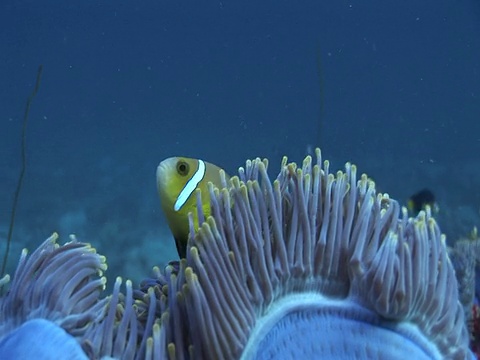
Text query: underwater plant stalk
1 65 43 281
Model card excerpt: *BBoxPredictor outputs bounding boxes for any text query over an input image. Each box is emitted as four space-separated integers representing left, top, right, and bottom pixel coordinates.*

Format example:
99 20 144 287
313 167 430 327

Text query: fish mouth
156 158 177 190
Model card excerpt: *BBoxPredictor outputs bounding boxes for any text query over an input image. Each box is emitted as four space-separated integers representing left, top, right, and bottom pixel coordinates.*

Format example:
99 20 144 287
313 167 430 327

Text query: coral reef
449 228 480 358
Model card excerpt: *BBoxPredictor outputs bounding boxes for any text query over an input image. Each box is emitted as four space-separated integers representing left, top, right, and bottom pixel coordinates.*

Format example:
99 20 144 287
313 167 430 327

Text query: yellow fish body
156 157 229 258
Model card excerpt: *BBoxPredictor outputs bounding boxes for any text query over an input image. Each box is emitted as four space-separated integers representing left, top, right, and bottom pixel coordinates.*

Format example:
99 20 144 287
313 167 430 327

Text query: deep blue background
1 0 479 285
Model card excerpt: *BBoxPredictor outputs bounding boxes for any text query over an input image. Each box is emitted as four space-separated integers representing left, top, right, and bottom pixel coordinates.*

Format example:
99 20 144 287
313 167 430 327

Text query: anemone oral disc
241 293 442 360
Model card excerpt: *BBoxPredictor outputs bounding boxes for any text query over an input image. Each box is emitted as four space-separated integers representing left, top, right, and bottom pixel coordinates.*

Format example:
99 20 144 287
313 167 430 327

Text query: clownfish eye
176 160 190 176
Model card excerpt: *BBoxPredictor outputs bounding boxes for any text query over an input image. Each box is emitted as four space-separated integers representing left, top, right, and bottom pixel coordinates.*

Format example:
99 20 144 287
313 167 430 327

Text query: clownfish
156 157 230 258
407 188 439 216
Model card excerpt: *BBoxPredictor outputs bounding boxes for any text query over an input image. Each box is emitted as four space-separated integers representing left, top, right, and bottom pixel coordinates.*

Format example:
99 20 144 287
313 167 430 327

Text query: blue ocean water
0 0 479 286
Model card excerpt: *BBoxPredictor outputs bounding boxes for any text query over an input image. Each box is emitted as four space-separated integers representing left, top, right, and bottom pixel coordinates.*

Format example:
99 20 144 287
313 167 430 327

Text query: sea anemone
138 149 472 359
0 149 474 359
0 233 107 359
